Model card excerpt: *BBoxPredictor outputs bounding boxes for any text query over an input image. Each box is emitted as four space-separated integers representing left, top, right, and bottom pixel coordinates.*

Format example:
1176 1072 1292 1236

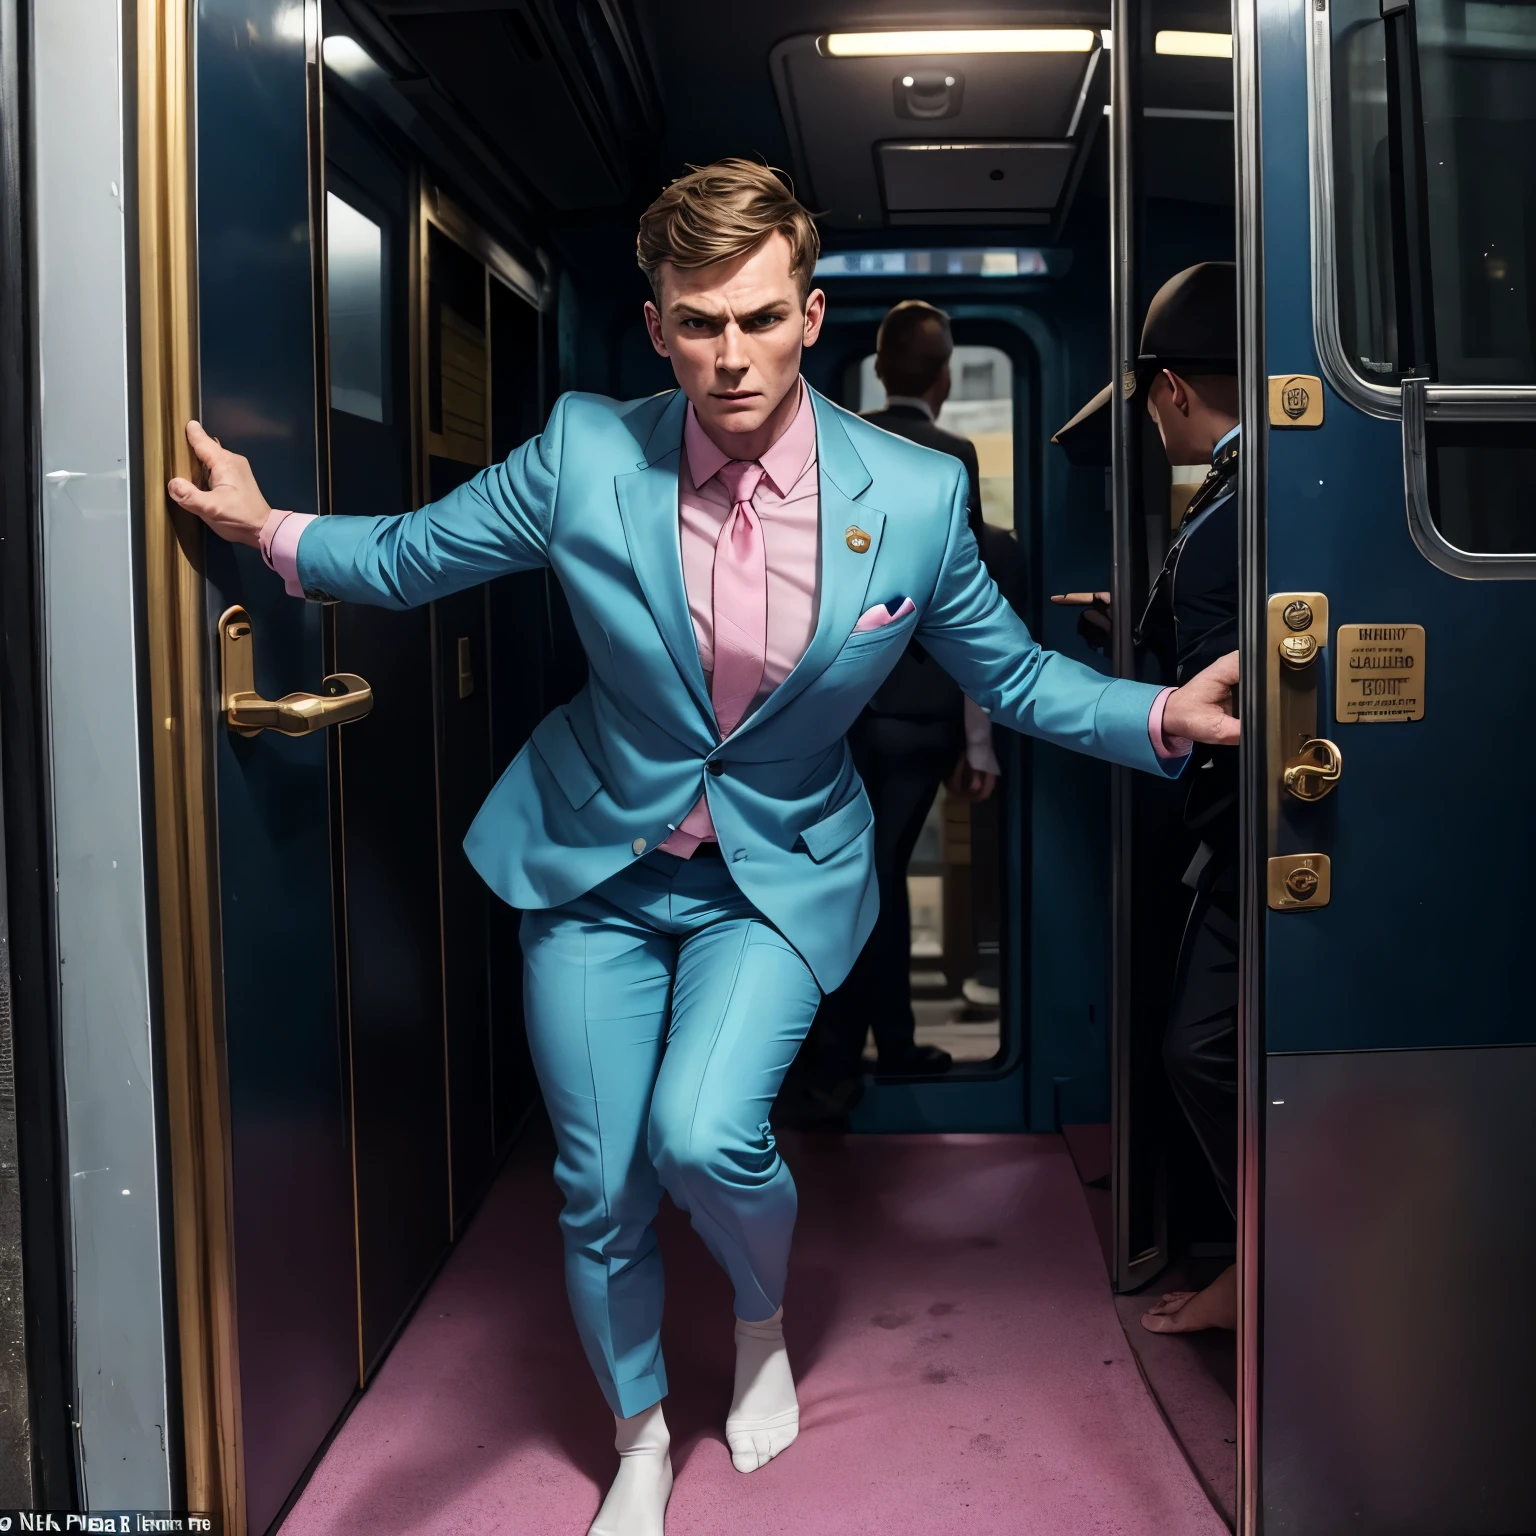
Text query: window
815 247 1055 279
326 192 385 421
1329 0 1536 558
857 344 1015 528
1331 0 1536 385
853 344 1019 1070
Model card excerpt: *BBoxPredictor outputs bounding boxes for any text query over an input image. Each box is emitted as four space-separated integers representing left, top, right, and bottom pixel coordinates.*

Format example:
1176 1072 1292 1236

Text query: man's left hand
947 760 997 802
1163 650 1240 747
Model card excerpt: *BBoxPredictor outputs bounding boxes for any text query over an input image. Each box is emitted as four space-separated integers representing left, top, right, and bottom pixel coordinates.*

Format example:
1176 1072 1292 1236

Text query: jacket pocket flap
797 792 873 862
531 709 602 809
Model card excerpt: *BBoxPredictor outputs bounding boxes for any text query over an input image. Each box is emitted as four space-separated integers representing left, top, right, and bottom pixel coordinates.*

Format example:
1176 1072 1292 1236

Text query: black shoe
877 1044 953 1076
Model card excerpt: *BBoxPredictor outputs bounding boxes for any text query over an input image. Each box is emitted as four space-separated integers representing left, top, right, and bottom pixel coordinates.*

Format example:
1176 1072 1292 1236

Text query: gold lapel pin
845 526 872 554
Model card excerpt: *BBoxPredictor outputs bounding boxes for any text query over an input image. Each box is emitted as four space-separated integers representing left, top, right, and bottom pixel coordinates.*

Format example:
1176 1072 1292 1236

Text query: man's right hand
167 421 272 548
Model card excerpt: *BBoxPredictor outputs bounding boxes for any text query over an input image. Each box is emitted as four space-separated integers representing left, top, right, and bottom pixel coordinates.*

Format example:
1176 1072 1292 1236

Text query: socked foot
589 1404 672 1536
1141 1262 1237 1334
726 1307 800 1472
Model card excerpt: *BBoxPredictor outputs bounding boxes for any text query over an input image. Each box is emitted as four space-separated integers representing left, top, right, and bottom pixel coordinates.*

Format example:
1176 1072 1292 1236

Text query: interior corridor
282 1131 1227 1534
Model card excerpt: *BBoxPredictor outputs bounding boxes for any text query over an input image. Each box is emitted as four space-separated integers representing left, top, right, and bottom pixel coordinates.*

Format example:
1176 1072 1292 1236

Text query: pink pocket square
853 596 915 633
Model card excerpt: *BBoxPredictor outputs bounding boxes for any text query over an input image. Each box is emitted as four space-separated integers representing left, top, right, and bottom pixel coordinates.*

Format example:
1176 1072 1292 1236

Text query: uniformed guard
1054 261 1241 1334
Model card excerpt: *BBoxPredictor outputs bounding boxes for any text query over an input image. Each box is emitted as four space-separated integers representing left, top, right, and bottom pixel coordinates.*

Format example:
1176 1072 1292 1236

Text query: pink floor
281 1130 1227 1535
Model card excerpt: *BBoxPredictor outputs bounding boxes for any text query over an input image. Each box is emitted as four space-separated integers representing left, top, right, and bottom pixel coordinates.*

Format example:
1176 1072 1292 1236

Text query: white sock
725 1306 800 1473
588 1403 673 1536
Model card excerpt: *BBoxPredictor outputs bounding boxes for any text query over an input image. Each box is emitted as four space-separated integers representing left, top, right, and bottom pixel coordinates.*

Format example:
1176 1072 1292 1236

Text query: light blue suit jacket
296 384 1181 988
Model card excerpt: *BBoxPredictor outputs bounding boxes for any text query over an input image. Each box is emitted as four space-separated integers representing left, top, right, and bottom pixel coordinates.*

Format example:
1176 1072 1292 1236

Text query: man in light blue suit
173 160 1238 1535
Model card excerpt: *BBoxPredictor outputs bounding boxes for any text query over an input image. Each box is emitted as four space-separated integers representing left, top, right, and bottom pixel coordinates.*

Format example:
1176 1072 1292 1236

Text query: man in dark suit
805 302 1002 1109
864 302 987 543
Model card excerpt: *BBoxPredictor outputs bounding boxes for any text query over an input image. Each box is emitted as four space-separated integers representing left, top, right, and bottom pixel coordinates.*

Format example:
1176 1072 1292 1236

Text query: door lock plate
1268 853 1332 911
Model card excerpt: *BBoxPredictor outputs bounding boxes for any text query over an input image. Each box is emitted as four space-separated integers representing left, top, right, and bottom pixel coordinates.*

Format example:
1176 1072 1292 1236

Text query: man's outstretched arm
915 473 1237 771
169 398 566 608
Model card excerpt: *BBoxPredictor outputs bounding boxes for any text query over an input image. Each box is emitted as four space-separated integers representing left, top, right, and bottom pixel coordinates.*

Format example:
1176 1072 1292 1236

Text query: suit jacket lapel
613 390 714 722
738 389 883 738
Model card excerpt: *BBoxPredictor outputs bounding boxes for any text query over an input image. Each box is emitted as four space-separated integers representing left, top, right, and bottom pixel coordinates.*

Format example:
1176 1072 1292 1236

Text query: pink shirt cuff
1150 686 1193 760
259 509 316 598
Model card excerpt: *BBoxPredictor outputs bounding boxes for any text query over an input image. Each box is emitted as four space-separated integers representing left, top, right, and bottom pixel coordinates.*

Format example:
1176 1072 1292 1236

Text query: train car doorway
9 0 1535 1533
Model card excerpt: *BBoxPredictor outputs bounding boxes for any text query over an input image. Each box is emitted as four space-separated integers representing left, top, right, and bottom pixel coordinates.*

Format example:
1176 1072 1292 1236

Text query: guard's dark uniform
1136 426 1240 1216
1053 259 1241 1219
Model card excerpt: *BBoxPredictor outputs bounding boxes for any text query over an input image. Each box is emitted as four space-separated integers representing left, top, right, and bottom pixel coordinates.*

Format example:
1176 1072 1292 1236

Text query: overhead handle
219 605 373 737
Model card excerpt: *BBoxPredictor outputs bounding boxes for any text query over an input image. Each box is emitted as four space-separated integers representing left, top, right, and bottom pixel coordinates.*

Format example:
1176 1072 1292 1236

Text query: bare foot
1140 1263 1237 1333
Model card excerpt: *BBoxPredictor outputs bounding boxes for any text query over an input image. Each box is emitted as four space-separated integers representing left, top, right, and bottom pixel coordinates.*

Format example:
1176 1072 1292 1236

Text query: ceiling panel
772 33 1099 229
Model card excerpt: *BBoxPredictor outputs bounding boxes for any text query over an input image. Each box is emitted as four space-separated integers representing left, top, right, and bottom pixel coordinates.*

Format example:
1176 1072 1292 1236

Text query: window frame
1307 0 1536 577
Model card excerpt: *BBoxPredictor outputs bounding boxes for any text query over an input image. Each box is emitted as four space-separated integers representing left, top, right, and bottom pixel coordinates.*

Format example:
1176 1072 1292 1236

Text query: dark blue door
197 4 357 1531
1245 0 1536 1528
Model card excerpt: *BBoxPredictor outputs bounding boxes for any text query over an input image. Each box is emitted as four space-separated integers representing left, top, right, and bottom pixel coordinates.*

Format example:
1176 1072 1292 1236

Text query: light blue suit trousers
521 850 820 1417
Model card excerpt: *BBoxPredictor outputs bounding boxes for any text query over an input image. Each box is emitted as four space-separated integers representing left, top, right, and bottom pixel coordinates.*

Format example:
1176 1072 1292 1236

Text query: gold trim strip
136 2 245 1528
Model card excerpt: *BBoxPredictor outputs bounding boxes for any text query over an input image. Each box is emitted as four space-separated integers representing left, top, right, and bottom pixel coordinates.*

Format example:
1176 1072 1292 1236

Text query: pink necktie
710 459 767 737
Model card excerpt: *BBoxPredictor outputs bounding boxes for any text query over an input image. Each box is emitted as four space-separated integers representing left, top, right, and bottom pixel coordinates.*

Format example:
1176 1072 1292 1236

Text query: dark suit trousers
1163 859 1239 1216
814 713 962 1088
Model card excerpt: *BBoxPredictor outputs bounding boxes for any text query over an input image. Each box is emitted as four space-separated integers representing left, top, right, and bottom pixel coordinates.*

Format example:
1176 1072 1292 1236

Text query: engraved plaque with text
1336 624 1425 723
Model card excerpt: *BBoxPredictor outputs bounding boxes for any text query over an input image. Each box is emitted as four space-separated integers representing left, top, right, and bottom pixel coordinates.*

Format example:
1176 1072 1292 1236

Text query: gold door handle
219 605 373 738
1282 737 1343 801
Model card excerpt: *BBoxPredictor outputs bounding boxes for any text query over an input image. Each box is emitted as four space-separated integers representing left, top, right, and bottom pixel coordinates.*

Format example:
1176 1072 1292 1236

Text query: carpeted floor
281 1129 1228 1535
1059 1122 1238 1526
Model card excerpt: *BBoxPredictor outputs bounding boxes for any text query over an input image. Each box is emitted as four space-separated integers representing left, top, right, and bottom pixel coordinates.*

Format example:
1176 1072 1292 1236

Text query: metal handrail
1400 378 1536 578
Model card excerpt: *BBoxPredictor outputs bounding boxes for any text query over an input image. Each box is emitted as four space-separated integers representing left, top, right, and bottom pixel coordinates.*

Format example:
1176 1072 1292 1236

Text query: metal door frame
1233 0 1265 1525
1107 0 1174 1295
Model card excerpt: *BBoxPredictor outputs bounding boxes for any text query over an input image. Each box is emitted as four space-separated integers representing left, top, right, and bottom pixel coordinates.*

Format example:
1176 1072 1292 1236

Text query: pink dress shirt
658 386 821 854
678 385 821 708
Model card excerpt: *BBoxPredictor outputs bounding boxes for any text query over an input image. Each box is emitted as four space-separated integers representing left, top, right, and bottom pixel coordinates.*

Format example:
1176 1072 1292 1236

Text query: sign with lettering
1336 624 1425 722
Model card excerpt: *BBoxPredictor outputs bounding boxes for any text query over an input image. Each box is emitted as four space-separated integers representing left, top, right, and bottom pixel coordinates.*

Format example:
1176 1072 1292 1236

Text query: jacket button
707 760 725 776
632 837 647 855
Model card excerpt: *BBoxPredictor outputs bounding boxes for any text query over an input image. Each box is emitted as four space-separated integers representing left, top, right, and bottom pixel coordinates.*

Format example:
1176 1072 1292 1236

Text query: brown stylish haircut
875 300 954 398
636 158 822 304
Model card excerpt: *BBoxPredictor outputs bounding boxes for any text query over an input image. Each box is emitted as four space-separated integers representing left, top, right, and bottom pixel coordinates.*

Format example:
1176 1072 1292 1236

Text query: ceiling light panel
1154 30 1234 57
823 29 1097 57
